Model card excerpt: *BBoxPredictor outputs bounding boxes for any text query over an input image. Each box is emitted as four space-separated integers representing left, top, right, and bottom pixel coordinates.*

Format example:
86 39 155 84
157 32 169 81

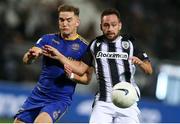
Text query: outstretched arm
64 64 93 85
23 46 42 64
42 45 89 75
130 56 153 75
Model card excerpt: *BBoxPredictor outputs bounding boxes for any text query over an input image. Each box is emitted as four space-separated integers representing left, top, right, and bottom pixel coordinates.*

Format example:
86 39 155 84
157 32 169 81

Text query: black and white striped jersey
82 35 150 102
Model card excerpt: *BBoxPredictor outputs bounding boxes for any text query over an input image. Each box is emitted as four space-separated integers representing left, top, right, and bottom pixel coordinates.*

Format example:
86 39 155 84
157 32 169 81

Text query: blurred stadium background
0 0 180 123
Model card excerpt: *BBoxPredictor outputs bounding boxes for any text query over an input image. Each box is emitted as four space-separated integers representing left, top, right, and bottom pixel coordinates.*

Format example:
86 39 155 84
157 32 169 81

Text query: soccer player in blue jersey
13 5 90 123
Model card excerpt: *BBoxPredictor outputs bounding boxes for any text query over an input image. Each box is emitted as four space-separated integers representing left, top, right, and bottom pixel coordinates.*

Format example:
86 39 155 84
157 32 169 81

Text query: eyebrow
59 17 73 20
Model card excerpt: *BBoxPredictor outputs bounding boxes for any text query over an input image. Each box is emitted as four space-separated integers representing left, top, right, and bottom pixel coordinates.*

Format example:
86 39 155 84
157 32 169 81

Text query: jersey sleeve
81 45 93 66
131 39 150 61
34 35 48 48
122 34 149 61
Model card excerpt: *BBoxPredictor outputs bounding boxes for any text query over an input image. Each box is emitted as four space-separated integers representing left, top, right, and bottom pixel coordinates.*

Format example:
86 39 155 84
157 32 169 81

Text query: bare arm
42 45 89 75
65 64 93 85
23 46 42 64
130 56 153 75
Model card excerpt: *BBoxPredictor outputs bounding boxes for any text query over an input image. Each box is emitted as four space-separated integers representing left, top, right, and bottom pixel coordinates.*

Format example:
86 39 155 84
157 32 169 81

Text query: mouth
61 28 69 33
62 28 69 30
105 33 117 40
107 33 115 37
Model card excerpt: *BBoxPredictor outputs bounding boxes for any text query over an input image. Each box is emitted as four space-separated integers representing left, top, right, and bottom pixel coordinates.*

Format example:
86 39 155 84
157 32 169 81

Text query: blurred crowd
0 0 179 90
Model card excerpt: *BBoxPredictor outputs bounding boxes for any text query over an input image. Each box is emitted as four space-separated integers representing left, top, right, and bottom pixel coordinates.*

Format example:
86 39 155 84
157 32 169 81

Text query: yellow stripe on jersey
65 34 79 40
78 34 89 45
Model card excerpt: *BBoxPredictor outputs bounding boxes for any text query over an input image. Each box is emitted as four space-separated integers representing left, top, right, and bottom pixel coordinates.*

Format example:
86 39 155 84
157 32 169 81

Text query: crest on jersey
71 43 80 51
122 41 130 49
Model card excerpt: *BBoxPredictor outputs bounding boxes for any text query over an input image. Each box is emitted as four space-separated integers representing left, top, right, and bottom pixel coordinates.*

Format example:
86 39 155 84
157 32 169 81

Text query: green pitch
0 118 13 123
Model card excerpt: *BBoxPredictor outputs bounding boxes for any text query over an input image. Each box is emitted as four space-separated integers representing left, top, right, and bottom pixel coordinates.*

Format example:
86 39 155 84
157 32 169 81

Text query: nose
108 25 114 31
60 20 68 26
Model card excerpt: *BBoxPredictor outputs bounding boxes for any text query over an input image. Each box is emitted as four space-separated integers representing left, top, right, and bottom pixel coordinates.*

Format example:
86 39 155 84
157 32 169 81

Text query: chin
107 36 117 41
62 32 70 35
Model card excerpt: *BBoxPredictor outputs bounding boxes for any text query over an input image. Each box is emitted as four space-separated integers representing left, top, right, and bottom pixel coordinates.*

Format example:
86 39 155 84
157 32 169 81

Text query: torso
31 33 89 105
87 35 148 102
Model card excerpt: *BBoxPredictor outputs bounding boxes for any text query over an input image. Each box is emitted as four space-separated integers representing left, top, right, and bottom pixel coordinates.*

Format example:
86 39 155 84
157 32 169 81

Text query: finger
42 49 49 54
64 68 72 78
42 52 49 57
44 45 55 50
65 69 72 76
64 64 70 69
65 67 72 72
65 64 72 72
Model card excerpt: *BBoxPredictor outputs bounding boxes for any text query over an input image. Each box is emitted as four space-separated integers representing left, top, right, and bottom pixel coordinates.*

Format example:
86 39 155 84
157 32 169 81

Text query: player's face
59 12 80 37
101 14 122 41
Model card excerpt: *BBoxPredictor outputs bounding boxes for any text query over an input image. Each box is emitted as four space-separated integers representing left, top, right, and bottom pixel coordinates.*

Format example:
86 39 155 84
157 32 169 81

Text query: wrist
70 73 74 79
139 62 144 67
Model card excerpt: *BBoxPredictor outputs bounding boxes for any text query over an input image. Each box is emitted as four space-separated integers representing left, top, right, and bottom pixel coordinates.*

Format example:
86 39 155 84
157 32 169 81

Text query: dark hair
58 4 79 16
101 8 121 21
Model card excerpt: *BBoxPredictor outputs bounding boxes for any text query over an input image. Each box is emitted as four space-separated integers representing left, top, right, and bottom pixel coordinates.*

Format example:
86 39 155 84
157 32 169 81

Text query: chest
50 39 86 60
92 41 132 60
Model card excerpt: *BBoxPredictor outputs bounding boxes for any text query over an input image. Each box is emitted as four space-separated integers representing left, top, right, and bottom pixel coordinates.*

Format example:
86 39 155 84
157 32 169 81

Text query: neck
105 35 119 42
61 33 78 40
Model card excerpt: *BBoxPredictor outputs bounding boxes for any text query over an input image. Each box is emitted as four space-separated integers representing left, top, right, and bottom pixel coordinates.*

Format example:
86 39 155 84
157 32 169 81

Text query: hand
129 56 143 66
42 45 61 60
64 64 73 79
27 48 40 59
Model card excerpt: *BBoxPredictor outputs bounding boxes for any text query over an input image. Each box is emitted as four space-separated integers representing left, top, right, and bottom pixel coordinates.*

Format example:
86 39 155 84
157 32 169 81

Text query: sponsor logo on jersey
71 43 80 51
96 51 128 60
122 41 130 49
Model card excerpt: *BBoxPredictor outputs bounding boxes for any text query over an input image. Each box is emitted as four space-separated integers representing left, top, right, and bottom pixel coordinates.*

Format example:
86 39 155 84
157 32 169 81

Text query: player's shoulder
90 35 104 44
43 32 58 38
78 35 89 45
95 35 104 41
121 34 136 42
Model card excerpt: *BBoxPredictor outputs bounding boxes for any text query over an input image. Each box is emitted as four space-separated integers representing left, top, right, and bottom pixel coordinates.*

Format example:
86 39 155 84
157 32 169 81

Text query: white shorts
89 101 141 123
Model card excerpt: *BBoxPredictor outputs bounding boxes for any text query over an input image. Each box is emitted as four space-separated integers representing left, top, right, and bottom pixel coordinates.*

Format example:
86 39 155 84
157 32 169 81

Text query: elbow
78 80 90 85
149 69 153 75
147 71 153 75
82 79 91 85
81 78 91 85
23 59 32 65
83 82 90 85
143 62 153 75
23 59 28 65
145 68 153 75
85 80 91 85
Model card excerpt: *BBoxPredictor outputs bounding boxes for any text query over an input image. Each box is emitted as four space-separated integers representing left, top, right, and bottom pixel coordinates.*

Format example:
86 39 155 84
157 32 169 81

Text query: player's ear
76 17 80 27
118 21 122 31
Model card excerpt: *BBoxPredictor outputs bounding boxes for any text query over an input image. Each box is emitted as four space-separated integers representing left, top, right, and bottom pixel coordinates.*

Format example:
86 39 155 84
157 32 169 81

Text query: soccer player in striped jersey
13 5 90 123
43 8 153 123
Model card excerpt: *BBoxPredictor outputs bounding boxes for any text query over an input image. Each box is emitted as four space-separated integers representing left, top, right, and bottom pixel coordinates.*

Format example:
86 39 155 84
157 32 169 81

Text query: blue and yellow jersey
27 33 88 107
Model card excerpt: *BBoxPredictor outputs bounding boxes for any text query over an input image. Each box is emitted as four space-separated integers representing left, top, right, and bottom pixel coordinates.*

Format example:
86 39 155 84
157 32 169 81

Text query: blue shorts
15 101 68 123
